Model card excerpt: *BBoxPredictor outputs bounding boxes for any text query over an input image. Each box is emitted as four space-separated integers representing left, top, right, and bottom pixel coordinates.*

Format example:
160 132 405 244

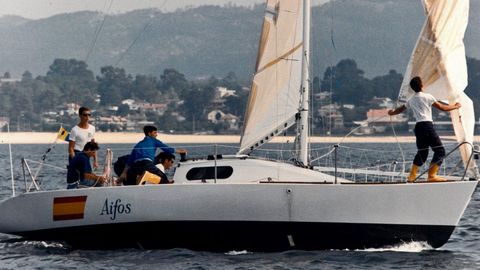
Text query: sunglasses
82 113 91 117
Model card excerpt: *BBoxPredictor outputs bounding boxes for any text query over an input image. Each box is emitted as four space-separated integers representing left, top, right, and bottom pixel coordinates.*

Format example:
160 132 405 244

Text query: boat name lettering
100 198 132 220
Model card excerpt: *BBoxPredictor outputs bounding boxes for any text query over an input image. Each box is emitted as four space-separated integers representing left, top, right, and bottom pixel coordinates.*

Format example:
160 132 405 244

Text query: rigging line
310 146 335 163
115 0 168 67
318 0 337 136
311 1 326 136
338 143 436 154
275 3 287 178
23 159 67 171
307 3 317 148
311 5 320 138
85 0 115 63
88 0 110 46
328 0 336 136
7 123 14 197
99 0 110 12
390 115 406 170
337 114 391 146
302 41 313 150
329 0 336 51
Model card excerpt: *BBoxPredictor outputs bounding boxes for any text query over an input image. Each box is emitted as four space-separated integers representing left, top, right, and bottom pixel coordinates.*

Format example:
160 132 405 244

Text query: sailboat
0 0 477 251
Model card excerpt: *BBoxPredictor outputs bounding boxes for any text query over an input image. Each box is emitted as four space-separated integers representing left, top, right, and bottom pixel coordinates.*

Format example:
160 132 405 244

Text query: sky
0 0 323 19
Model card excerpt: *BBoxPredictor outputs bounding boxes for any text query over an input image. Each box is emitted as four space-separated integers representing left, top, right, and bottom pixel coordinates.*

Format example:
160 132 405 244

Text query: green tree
182 85 216 123
117 104 130 116
213 122 229 134
160 68 190 95
4 84 35 130
22 71 33 81
133 74 161 102
0 83 14 117
370 69 403 99
97 66 133 105
312 76 322 94
466 57 480 113
220 72 242 91
215 111 222 121
46 59 94 79
321 59 372 106
156 108 179 133
42 58 97 105
29 79 61 114
224 90 248 119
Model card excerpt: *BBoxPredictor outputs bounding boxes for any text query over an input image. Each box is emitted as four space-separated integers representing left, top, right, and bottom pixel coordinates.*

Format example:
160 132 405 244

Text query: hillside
0 0 479 79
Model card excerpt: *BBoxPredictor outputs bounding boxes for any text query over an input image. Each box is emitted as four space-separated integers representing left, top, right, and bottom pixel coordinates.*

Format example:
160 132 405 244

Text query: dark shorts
413 121 445 166
125 159 165 185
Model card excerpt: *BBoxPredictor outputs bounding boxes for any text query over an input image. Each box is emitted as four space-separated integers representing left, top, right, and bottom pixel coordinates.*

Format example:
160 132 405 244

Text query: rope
310 147 335 163
23 159 67 171
329 0 337 52
390 115 407 171
328 0 337 136
336 114 390 145
102 148 113 186
85 0 115 63
114 0 168 66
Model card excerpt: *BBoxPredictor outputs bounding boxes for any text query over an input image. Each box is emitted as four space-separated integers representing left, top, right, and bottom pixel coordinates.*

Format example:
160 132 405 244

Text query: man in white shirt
69 106 97 168
388 76 461 182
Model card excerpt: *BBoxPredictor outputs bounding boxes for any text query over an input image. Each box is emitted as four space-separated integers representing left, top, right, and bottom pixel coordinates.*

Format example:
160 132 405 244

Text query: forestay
238 0 303 155
397 0 478 178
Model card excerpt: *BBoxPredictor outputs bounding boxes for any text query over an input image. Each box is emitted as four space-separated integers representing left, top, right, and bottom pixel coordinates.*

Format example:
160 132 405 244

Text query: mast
298 0 310 165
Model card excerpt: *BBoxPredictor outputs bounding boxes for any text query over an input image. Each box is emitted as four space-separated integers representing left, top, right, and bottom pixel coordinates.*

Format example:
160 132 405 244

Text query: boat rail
313 141 479 183
9 141 478 197
18 148 115 194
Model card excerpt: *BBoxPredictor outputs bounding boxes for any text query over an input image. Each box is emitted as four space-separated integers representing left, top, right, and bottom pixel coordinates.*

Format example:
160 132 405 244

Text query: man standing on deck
69 106 97 168
388 76 461 182
124 125 186 185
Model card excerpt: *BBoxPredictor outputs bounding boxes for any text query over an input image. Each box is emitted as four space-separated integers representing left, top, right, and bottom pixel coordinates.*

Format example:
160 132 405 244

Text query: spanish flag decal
53 196 87 221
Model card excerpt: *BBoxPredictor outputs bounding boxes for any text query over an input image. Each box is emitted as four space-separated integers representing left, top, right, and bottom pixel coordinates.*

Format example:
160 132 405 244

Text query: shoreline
0 132 466 144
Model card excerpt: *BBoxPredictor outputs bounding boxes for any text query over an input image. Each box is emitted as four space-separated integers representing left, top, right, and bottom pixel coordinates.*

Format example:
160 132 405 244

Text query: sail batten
256 43 303 74
398 0 478 178
238 0 304 155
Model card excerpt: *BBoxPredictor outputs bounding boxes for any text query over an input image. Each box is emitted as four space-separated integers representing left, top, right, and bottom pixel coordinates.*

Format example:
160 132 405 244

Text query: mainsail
397 0 478 178
238 0 304 155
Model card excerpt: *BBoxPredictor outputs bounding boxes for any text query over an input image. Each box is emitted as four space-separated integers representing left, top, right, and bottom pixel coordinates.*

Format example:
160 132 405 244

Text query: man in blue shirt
124 125 186 185
67 141 106 189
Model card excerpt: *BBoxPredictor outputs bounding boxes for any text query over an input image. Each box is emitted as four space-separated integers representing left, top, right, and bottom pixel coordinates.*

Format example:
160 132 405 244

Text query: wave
225 250 249 255
356 241 432 253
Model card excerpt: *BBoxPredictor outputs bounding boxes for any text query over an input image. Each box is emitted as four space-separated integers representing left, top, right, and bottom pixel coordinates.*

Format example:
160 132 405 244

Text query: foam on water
357 241 432 253
38 241 66 249
225 250 249 255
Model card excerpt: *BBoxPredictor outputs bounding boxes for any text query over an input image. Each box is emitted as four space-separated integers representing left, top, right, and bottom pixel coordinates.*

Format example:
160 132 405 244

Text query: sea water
0 143 479 269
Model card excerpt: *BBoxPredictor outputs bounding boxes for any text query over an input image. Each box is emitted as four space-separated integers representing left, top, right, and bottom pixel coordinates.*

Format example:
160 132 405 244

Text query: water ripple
0 143 479 269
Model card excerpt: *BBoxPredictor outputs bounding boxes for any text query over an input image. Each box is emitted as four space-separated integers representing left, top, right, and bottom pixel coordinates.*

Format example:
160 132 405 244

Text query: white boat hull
0 179 476 250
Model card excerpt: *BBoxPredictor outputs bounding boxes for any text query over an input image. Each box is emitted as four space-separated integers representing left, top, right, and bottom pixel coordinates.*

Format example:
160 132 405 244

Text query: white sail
398 0 478 178
238 0 304 155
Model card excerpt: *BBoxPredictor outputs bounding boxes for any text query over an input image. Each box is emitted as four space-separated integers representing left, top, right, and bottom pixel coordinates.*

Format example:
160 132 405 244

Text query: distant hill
0 0 479 80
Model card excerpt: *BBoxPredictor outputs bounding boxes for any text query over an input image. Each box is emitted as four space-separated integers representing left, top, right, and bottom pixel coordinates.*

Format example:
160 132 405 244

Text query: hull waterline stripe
14 221 456 251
